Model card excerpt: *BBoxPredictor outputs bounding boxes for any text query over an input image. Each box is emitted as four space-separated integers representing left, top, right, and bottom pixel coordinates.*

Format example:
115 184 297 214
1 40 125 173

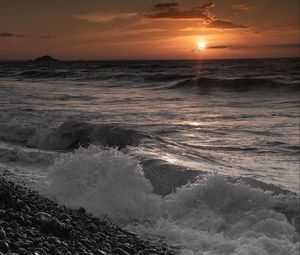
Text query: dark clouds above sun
0 0 299 60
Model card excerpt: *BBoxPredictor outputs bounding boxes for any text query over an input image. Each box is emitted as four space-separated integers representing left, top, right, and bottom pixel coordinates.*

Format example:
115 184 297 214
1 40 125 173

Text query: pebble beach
0 177 176 255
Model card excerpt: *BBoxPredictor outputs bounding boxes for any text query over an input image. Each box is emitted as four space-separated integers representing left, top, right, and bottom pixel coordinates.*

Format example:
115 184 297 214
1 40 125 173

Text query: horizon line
0 56 299 62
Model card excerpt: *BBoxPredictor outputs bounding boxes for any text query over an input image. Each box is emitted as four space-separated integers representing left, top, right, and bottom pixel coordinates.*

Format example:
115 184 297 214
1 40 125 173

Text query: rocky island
33 55 59 63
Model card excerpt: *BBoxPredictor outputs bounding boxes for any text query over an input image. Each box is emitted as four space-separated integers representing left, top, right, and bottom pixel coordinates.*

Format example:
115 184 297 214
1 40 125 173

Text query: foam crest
44 146 299 255
46 145 161 220
136 177 299 254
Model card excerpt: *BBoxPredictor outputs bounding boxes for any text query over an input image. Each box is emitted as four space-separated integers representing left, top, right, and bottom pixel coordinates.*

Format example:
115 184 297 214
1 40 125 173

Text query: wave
42 146 299 255
0 121 36 144
170 77 300 93
104 73 138 80
18 70 73 79
0 142 56 164
0 120 146 150
27 120 146 150
17 70 141 83
143 73 194 82
141 158 202 196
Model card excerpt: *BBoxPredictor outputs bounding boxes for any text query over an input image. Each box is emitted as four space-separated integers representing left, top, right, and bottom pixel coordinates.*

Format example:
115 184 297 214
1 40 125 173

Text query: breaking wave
170 77 300 93
0 120 146 150
43 146 299 255
27 120 146 150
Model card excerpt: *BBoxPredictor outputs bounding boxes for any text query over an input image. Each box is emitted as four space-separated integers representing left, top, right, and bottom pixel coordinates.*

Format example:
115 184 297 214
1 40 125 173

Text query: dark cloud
269 43 299 49
190 44 252 52
208 45 231 49
207 19 248 29
146 2 247 30
0 33 27 38
206 44 300 50
153 2 178 9
207 45 248 49
146 2 213 20
146 9 209 20
0 33 52 39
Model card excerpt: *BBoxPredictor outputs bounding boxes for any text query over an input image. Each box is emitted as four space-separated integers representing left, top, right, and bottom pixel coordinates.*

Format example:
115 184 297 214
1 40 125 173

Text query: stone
23 206 31 214
47 236 61 246
0 229 6 240
31 248 47 255
117 243 132 253
60 213 72 221
16 247 27 255
35 212 52 221
94 250 107 255
0 240 9 252
0 211 5 219
112 248 130 255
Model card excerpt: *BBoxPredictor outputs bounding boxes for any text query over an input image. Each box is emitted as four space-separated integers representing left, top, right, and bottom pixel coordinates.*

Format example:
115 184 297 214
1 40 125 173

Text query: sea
0 58 299 254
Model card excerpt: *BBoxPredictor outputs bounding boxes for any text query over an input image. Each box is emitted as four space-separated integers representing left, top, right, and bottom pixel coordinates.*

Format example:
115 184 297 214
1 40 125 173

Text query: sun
198 41 206 51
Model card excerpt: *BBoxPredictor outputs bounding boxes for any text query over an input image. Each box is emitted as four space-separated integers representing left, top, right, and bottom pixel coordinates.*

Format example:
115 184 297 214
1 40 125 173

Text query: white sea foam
46 145 161 220
43 146 299 255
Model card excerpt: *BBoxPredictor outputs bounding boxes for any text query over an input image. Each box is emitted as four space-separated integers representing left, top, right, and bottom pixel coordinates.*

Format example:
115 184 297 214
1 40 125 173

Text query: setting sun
198 41 206 51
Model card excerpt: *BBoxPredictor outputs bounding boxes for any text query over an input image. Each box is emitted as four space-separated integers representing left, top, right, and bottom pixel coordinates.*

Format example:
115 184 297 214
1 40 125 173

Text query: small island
33 55 59 63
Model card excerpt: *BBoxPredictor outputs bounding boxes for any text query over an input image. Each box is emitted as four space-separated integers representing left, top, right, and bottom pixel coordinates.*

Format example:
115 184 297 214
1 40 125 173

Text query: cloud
0 33 27 38
112 28 165 37
206 43 300 50
0 33 51 39
232 3 254 11
75 12 138 23
146 2 247 30
268 43 300 49
207 45 231 49
207 45 248 49
207 19 248 29
146 2 214 20
153 2 179 9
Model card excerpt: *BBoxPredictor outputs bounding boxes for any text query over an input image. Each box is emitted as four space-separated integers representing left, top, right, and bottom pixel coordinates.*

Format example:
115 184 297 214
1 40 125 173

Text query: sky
0 0 299 60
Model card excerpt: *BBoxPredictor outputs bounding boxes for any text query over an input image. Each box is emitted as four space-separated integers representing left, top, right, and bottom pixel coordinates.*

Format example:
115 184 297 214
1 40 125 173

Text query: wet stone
112 247 130 255
16 248 27 255
0 229 6 240
0 240 9 252
94 249 107 255
23 205 31 214
117 243 132 253
0 211 5 219
47 236 61 246
31 248 47 255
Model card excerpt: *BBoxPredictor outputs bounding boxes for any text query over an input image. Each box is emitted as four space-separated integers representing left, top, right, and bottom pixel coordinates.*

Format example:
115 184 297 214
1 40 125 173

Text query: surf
41 145 299 255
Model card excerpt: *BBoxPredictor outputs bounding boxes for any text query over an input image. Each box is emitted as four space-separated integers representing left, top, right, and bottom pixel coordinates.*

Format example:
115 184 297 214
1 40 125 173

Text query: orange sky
0 0 299 60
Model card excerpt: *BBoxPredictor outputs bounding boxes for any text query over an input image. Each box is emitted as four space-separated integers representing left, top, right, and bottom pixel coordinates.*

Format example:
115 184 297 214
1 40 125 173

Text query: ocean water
0 58 299 254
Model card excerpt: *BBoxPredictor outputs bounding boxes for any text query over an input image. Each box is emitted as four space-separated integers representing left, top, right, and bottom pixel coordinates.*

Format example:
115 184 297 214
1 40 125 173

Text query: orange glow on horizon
0 1 299 60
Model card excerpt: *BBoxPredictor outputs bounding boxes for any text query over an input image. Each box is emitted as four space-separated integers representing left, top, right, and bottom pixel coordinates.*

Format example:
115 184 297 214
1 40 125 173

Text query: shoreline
0 177 176 255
